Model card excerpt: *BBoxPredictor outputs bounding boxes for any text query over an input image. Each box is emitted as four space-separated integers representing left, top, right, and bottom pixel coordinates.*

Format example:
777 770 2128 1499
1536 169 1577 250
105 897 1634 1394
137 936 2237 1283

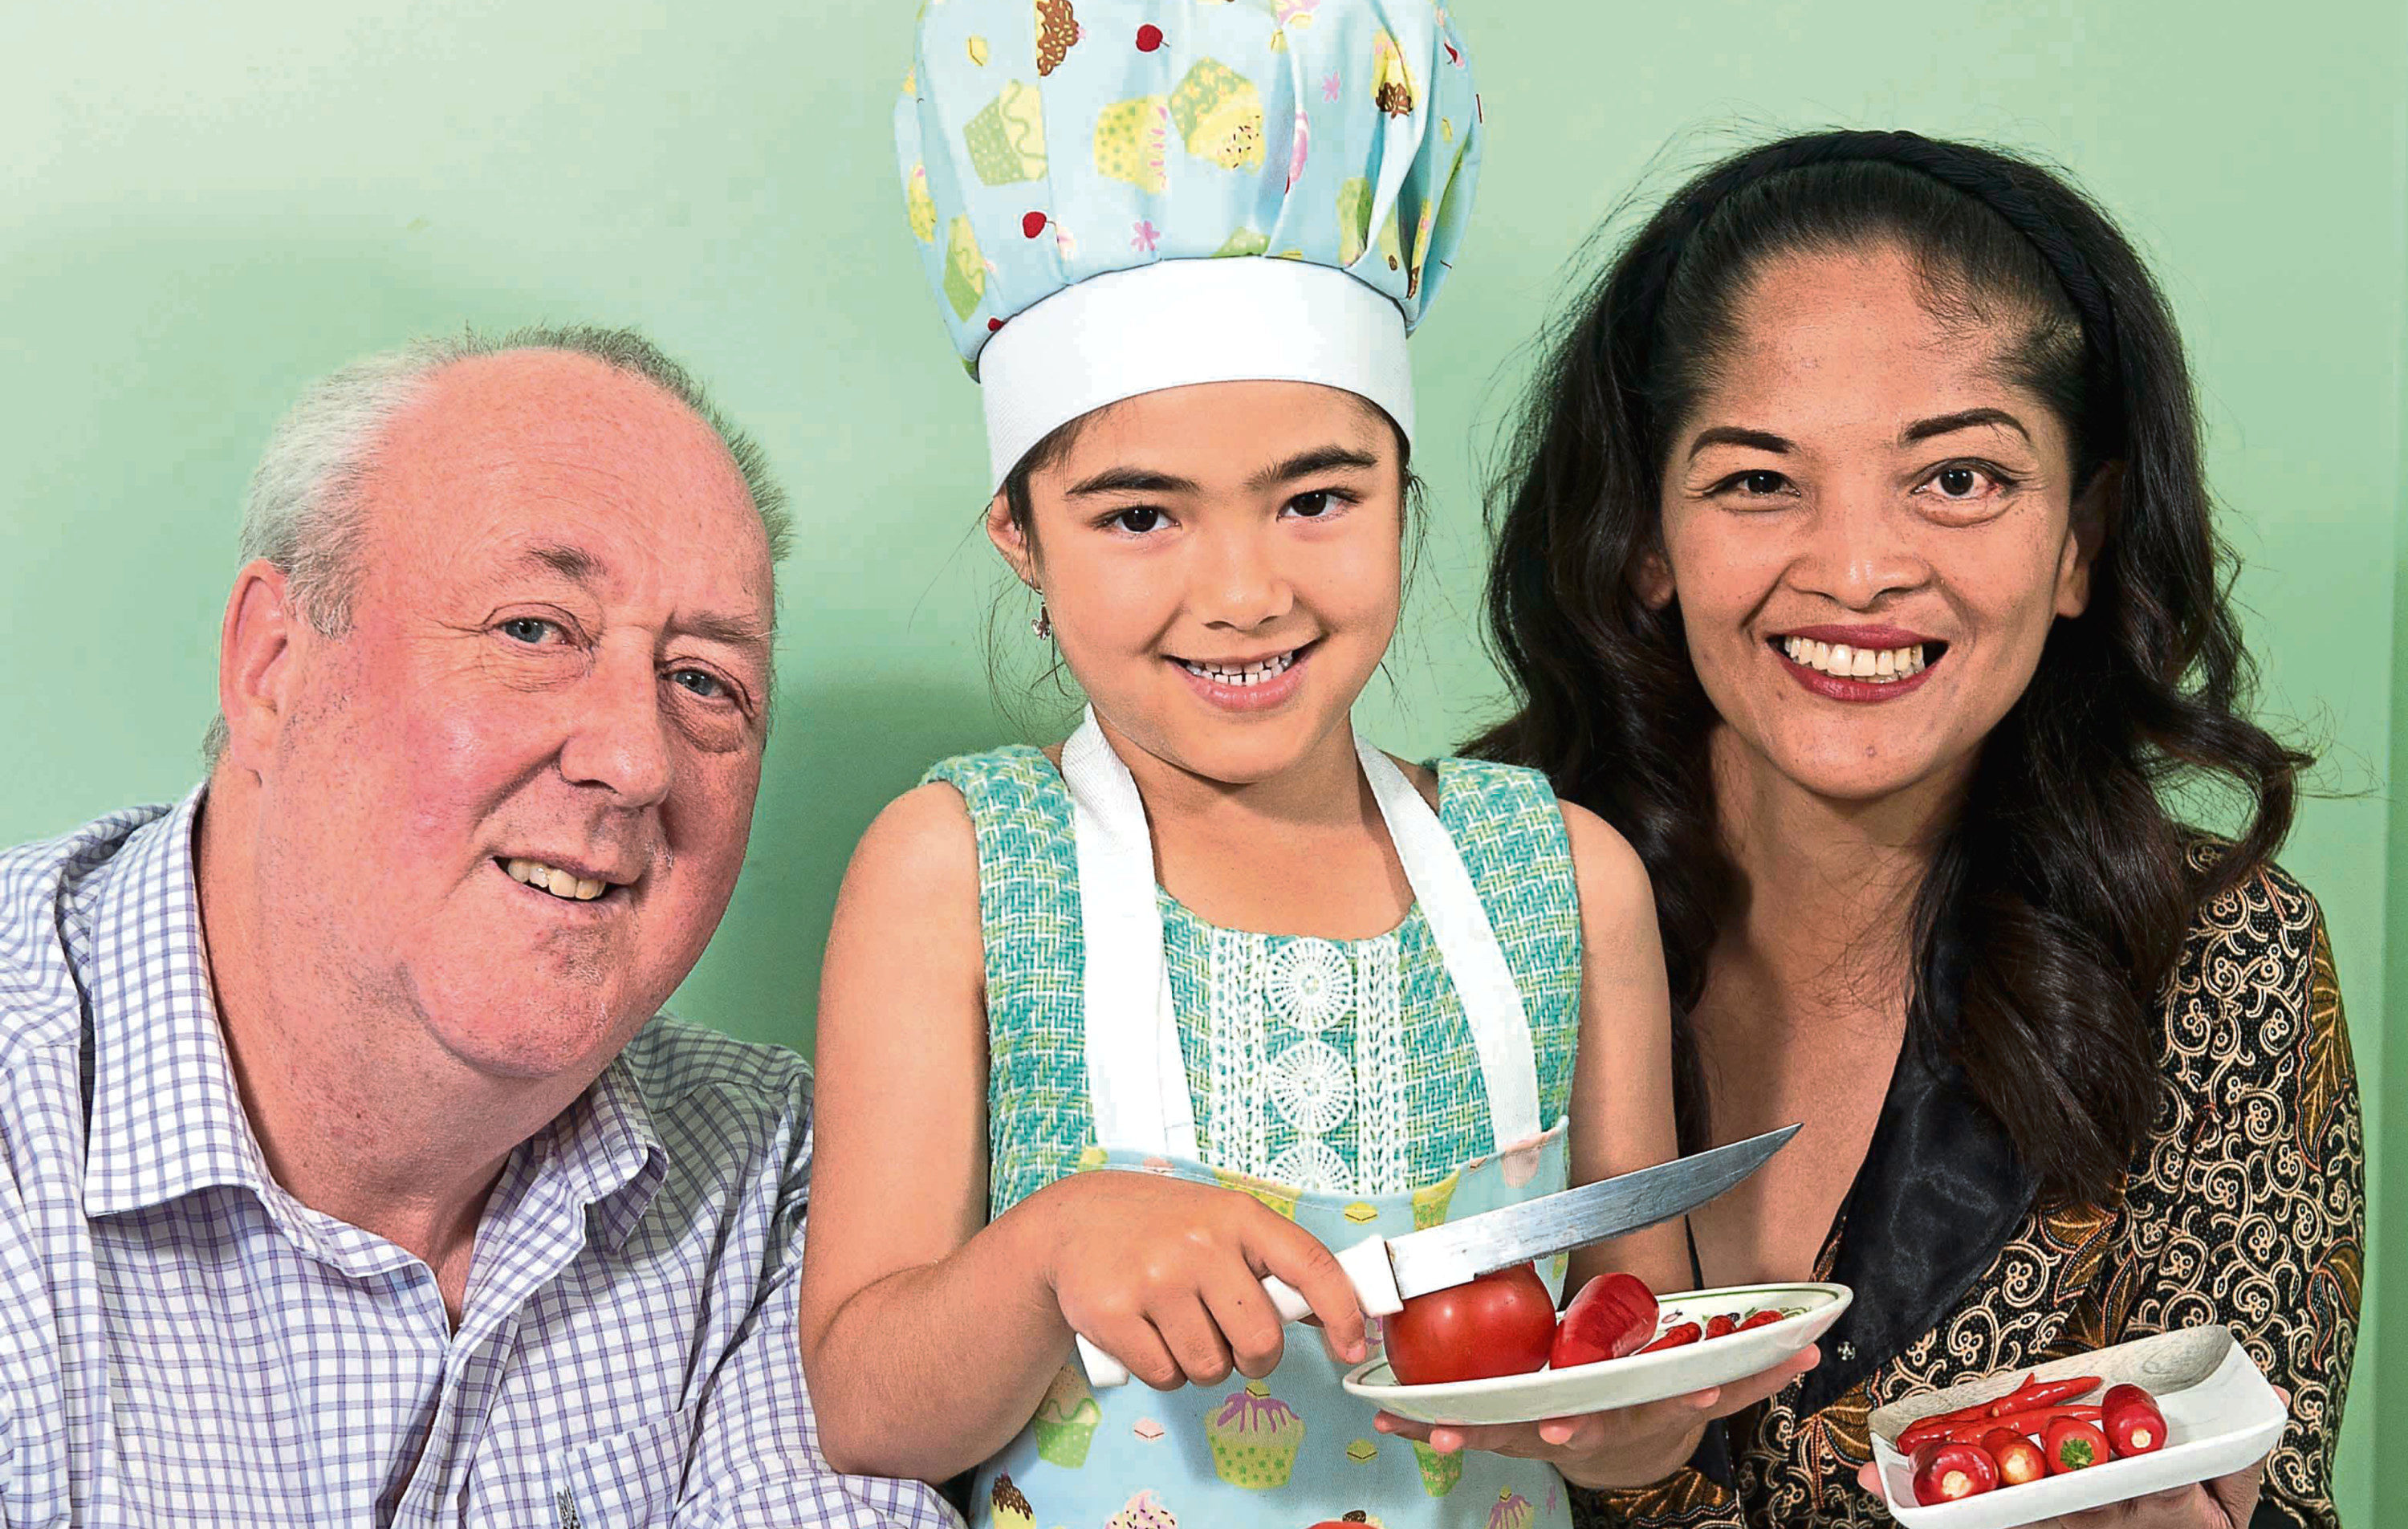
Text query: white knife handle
1080 1242 1397 1389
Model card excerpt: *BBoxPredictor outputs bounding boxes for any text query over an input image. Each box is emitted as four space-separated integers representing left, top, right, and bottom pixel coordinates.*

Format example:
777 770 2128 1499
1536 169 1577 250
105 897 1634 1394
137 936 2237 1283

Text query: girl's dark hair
1471 130 2310 1206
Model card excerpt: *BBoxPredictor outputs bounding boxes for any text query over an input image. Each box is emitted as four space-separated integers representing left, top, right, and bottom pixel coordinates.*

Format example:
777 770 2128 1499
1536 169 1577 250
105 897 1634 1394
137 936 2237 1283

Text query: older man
0 329 958 1526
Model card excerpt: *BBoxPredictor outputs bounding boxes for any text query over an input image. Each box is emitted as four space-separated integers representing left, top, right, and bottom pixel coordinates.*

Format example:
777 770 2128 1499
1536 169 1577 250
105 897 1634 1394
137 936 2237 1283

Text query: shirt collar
80 787 669 1253
527 1048 669 1255
81 787 277 1218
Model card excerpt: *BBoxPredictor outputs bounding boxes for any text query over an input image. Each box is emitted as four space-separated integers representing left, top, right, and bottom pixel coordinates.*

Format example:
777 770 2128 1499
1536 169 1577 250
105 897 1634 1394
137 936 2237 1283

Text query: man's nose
558 645 673 807
1192 524 1292 630
1793 489 1930 608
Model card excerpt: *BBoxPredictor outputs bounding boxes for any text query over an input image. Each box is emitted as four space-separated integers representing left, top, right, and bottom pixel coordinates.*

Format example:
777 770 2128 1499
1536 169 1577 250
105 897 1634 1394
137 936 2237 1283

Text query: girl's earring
1031 601 1052 640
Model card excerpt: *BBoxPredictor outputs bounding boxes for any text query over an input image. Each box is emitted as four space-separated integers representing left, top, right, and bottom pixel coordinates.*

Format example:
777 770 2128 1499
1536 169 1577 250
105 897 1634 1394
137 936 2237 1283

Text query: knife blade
1373 1123 1800 1304
1077 1123 1800 1386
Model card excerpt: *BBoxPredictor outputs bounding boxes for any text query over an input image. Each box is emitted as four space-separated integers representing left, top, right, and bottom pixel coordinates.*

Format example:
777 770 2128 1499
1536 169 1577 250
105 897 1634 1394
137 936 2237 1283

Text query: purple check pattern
0 791 961 1527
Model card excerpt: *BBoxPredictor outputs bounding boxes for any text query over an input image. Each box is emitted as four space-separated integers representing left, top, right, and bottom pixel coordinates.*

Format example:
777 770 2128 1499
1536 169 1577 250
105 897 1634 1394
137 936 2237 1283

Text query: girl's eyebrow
1065 445 1385 499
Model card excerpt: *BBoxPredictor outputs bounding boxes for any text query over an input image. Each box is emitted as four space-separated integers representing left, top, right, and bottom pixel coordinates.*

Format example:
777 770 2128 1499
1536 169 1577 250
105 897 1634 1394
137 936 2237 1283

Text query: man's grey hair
202 324 789 762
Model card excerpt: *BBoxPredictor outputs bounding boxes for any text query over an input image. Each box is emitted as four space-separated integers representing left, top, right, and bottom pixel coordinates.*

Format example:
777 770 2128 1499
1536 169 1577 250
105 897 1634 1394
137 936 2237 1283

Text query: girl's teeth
1780 636 1927 682
1182 650 1297 685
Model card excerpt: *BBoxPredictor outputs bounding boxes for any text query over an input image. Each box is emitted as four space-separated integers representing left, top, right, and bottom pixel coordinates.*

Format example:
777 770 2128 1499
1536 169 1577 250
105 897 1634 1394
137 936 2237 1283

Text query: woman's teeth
1181 650 1296 687
1780 637 1929 682
506 858 608 901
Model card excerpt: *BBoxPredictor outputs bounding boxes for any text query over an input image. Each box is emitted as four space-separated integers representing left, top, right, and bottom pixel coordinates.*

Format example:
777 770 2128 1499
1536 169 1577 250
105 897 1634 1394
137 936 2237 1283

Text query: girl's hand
1374 1345 1820 1490
1029 1169 1369 1391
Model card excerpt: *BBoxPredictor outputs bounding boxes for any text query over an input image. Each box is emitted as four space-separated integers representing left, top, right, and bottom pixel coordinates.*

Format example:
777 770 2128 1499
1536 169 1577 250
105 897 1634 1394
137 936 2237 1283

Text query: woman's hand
1029 1169 1369 1391
1374 1345 1820 1490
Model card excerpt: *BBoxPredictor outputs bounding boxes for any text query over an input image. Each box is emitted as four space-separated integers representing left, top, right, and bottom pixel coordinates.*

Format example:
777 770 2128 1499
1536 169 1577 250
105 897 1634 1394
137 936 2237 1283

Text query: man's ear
985 491 1038 591
218 560 304 777
2058 462 2120 619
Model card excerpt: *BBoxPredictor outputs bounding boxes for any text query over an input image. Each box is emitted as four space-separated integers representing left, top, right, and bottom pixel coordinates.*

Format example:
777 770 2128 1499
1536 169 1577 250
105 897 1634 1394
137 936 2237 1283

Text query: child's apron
966 712 1576 1529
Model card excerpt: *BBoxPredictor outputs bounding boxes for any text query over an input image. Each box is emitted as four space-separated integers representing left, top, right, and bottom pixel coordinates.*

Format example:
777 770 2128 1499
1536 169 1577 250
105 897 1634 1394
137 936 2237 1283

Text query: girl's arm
1558 800 1691 1299
796 784 1366 1482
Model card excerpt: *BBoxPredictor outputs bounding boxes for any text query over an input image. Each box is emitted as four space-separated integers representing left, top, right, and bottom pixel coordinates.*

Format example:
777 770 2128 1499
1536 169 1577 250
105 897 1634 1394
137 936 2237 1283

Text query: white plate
1342 1282 1851 1426
1870 1326 2287 1527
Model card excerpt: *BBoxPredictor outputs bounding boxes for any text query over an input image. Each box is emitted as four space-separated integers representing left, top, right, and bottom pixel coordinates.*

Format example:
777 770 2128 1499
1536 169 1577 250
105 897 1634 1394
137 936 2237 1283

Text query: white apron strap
1061 711 1198 1160
1352 735 1543 1149
1061 707 1540 1159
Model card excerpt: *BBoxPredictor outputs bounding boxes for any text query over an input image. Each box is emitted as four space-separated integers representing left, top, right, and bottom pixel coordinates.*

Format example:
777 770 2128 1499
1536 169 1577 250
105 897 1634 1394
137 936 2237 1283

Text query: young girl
798 4 1714 1523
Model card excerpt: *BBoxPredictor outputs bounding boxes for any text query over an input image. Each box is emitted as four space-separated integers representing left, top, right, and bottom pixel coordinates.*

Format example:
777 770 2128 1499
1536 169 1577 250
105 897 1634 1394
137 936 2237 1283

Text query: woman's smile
1768 624 1948 703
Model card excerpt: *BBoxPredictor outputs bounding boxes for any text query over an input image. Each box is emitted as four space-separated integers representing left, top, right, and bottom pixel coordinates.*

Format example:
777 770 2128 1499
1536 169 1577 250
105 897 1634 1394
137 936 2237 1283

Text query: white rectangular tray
1869 1326 2286 1528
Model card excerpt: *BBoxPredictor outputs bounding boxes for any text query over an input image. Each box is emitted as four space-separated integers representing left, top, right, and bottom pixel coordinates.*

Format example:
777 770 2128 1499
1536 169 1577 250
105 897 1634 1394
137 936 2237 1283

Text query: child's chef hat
897 0 1482 489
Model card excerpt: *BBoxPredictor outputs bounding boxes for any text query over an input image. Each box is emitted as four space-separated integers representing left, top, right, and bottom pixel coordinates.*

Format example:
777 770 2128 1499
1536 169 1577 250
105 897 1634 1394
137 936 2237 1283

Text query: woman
1465 132 2361 1526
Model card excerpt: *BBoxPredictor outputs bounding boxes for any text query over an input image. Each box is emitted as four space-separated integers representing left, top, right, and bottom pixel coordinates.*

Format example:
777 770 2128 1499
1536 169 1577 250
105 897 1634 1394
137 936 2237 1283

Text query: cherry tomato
1383 1263 1556 1385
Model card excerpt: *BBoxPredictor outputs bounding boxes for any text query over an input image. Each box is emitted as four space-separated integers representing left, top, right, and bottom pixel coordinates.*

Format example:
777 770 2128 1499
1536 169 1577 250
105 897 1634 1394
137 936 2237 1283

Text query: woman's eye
669 668 728 700
1923 464 2010 501
1737 471 1787 496
1110 506 1163 534
499 616 561 645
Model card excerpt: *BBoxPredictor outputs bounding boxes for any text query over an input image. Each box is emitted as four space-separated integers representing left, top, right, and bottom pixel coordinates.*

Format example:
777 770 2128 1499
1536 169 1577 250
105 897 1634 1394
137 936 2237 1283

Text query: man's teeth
1181 650 1296 686
1780 637 1928 682
506 859 608 901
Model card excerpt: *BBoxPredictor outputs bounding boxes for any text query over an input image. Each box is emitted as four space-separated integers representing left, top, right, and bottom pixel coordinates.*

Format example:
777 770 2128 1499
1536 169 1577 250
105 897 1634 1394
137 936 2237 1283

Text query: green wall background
3 1 2399 1517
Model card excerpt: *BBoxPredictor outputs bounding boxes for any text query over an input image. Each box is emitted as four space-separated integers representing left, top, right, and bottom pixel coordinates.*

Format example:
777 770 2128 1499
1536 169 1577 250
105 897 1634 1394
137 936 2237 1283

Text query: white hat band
977 258 1415 491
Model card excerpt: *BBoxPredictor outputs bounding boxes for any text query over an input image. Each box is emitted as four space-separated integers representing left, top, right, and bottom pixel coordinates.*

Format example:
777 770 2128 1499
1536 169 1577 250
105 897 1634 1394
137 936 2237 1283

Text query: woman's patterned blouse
1578 853 2364 1529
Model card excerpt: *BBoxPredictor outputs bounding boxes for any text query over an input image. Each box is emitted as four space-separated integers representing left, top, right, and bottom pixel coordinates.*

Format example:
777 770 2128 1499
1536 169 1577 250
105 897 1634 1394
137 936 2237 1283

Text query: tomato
1382 1263 1556 1385
1549 1272 1658 1368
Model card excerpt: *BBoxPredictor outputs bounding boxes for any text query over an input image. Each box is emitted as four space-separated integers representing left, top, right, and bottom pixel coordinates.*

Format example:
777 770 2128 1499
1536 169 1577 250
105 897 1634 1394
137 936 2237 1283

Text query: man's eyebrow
1686 426 1794 461
513 542 600 584
1064 466 1201 497
680 610 773 655
1247 445 1384 492
1902 408 2032 445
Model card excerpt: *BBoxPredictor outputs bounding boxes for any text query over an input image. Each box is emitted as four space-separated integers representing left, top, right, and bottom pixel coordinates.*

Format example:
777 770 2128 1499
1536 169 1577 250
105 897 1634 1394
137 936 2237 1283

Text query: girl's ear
986 490 1037 589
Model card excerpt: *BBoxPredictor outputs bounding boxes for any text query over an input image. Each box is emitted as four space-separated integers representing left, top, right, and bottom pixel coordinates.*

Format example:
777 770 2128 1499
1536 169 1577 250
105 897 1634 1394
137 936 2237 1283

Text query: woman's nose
1792 491 1930 608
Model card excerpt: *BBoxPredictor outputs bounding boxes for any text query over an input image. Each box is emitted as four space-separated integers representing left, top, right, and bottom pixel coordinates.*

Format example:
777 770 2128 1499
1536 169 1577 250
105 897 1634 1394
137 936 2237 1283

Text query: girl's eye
1110 506 1163 535
500 616 562 645
669 668 728 701
1286 490 1334 518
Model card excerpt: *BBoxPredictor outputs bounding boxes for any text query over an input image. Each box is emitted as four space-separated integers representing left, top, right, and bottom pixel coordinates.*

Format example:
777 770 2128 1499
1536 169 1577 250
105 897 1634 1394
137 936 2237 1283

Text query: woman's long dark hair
1471 132 2310 1206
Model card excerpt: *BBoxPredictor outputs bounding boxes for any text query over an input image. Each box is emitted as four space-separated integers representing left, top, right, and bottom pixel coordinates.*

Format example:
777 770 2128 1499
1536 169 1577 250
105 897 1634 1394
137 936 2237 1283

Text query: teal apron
966 713 1578 1529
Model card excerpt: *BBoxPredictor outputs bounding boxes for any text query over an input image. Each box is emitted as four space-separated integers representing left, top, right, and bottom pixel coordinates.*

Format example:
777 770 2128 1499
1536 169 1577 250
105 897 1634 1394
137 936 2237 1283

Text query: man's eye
500 617 560 645
669 668 728 700
1111 506 1163 534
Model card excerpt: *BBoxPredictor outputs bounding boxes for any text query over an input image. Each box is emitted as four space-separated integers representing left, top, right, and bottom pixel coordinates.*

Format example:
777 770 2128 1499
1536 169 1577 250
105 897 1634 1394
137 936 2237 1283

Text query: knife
1079 1123 1800 1388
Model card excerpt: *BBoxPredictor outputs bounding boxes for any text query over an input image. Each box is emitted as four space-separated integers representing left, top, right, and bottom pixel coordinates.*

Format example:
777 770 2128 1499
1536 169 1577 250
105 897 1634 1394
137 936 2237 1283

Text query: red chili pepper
1636 1321 1701 1353
2015 1375 2104 1410
1704 1313 1739 1340
1739 1309 1784 1331
2044 1416 2113 1473
1942 1404 2103 1444
1910 1440 2000 1504
2102 1383 2167 1458
1979 1428 2048 1486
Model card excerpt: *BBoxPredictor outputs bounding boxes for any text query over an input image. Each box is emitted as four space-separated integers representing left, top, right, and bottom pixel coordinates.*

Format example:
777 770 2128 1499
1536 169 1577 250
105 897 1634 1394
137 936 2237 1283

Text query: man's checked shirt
0 791 960 1527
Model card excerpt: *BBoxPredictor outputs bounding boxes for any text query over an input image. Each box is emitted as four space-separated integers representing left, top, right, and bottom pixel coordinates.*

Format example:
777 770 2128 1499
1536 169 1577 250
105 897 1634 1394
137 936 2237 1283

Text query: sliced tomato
1549 1273 1659 1368
1383 1263 1556 1385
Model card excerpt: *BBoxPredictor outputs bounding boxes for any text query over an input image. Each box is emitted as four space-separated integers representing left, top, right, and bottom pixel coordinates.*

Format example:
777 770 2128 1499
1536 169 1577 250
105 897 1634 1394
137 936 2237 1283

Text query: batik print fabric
1578 853 2363 1529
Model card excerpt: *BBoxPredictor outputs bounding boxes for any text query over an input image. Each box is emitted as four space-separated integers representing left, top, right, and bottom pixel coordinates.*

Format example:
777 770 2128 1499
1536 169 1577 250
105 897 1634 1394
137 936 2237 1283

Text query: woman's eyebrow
1686 425 1793 460
1901 408 2032 445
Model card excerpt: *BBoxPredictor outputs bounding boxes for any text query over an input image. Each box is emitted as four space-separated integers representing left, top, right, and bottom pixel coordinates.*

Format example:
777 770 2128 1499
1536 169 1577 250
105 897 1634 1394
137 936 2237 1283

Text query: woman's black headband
1628 131 2125 441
